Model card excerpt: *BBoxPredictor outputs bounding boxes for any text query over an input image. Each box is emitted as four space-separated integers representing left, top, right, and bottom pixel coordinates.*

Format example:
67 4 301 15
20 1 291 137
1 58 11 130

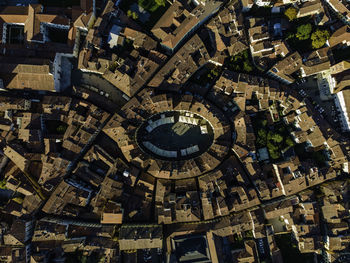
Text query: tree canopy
269 133 283 143
56 124 67 134
296 24 312 40
286 137 295 147
257 129 267 147
243 61 253 72
207 67 221 80
284 7 297 21
155 0 165 6
0 179 6 189
139 0 165 11
226 50 255 73
127 10 138 20
311 29 330 49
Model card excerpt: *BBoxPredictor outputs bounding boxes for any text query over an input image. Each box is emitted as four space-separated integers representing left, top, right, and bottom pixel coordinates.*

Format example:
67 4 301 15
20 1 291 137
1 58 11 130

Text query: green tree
226 49 255 73
270 133 283 143
155 0 165 6
0 179 6 189
243 61 253 72
296 24 312 40
278 126 286 134
261 119 267 127
284 7 297 21
127 10 138 20
286 32 295 40
268 149 280 159
56 125 67 134
286 137 294 147
138 0 152 9
211 68 220 77
258 129 267 139
257 129 267 147
267 140 278 151
311 29 330 49
132 11 138 20
207 67 221 80
245 230 254 238
243 50 249 59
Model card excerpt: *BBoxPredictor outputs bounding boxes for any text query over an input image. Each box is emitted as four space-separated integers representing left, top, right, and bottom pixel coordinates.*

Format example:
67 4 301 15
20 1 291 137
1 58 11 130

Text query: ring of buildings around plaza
0 0 350 262
105 90 231 179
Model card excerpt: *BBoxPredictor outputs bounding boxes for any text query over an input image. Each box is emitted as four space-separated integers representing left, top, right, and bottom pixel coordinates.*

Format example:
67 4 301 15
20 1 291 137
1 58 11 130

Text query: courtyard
6 25 24 44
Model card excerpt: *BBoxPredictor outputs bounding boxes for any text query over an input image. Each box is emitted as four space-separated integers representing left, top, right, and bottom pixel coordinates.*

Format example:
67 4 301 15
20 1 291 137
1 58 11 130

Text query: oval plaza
137 110 214 160
107 89 232 179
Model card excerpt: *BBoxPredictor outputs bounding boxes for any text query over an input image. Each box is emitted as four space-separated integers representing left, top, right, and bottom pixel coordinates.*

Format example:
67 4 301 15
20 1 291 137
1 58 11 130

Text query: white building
255 0 271 7
107 25 123 49
334 90 350 131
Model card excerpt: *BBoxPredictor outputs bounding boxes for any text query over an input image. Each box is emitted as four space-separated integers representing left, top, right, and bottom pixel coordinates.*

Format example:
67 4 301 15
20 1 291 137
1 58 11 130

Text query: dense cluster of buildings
0 0 350 262
78 1 167 97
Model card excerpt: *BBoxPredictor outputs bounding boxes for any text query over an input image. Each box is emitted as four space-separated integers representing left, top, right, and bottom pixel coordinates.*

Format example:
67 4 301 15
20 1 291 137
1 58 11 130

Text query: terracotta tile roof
329 25 350 47
0 4 80 45
151 0 222 51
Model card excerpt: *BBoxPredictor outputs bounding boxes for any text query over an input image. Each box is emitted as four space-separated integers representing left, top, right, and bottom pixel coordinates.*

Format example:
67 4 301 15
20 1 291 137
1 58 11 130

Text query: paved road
72 70 128 107
294 76 345 135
